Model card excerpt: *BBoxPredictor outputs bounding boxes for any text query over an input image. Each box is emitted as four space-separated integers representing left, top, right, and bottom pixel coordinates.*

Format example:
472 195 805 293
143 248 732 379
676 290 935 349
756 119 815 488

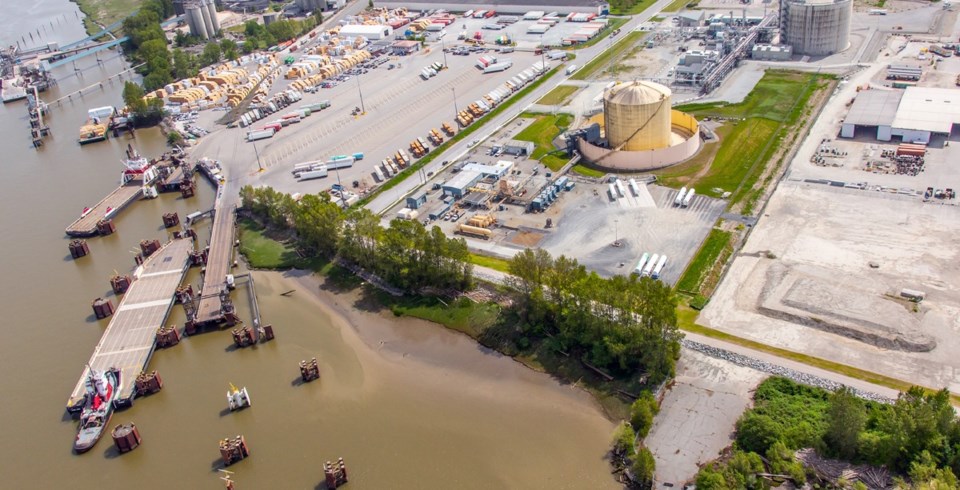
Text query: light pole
539 33 546 69
334 166 346 208
440 36 448 68
252 139 264 172
355 73 365 115
451 87 459 120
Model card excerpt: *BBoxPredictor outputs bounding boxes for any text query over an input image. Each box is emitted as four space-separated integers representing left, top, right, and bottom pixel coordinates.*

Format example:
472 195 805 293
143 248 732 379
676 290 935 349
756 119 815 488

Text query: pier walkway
194 171 236 325
65 182 142 237
66 237 195 412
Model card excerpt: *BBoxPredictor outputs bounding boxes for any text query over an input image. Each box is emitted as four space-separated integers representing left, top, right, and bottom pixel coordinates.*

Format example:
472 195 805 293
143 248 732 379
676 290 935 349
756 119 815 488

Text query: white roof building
339 24 392 40
841 87 960 143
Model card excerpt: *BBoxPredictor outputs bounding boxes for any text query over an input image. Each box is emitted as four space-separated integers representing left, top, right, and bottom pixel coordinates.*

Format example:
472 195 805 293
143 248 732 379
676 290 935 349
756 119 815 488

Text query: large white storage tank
781 0 852 56
603 81 672 152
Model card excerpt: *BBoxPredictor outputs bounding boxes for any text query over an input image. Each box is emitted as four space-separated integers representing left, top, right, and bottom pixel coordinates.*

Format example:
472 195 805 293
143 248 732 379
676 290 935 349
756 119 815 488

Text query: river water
0 2 618 488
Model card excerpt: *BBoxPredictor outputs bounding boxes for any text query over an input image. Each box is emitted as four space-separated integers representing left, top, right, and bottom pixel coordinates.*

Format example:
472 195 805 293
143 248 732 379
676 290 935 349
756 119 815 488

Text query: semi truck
484 61 512 73
634 253 650 276
651 255 668 280
682 188 696 207
642 254 659 276
298 167 329 181
674 187 687 206
247 128 275 142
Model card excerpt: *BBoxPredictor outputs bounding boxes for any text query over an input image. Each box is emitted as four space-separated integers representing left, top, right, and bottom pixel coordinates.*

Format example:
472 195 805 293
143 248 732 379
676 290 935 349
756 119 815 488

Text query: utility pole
451 86 459 119
252 139 263 172
355 73 365 114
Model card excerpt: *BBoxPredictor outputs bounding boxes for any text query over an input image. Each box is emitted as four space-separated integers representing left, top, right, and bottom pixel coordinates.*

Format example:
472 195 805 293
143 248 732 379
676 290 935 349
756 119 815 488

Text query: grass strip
357 67 560 210
570 31 645 81
675 228 732 293
467 252 512 273
537 85 579 105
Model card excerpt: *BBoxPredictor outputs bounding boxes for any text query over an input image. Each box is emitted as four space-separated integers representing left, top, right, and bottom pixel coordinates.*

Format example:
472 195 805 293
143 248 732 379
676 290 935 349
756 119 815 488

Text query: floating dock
64 183 142 237
66 237 195 412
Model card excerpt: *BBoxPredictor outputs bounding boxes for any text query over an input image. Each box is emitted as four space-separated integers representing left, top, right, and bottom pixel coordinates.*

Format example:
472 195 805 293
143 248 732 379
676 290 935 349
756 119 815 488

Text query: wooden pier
193 159 236 326
64 182 142 237
66 237 195 412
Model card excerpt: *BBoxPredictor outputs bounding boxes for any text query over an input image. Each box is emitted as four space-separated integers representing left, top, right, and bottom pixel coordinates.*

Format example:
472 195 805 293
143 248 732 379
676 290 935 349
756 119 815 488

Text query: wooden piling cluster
190 248 207 267
134 370 163 396
92 297 113 319
112 423 141 453
323 458 349 488
180 179 195 198
231 326 257 348
175 284 194 305
155 326 181 348
162 212 180 228
219 435 250 466
110 273 131 294
300 358 320 382
68 239 89 259
139 239 161 257
96 219 115 235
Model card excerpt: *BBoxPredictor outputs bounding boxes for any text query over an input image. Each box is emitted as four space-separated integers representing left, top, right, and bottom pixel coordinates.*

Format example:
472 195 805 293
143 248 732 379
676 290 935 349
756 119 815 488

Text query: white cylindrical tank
199 1 215 40
187 6 208 39
781 0 852 56
603 81 672 152
205 0 220 34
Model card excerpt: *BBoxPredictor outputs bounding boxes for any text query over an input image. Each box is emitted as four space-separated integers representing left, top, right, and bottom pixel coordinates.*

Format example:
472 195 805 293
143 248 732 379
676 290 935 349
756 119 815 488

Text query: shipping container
298 168 329 181
634 253 650 275
674 187 687 206
642 254 659 276
651 255 668 280
247 128 275 142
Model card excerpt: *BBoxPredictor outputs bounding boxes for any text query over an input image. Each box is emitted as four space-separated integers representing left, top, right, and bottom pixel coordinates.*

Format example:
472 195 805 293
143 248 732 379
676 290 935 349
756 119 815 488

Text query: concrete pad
646 349 766 488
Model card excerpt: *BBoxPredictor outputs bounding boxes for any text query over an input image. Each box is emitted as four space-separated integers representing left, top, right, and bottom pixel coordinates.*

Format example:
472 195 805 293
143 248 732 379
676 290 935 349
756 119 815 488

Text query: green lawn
515 114 574 171
661 0 694 12
609 0 659 15
571 164 606 178
386 295 501 338
468 252 512 273
659 71 829 207
237 219 326 270
537 85 579 105
570 31 645 81
675 228 733 294
75 0 139 34
676 70 822 124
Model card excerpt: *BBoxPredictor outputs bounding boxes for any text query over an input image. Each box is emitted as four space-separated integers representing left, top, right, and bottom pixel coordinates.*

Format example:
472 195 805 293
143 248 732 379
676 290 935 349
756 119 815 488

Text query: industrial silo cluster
780 0 852 56
185 0 221 40
603 81 673 152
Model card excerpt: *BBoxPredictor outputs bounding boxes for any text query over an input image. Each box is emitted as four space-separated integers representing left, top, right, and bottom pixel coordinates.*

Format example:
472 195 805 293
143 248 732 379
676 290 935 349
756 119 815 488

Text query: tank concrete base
757 262 934 352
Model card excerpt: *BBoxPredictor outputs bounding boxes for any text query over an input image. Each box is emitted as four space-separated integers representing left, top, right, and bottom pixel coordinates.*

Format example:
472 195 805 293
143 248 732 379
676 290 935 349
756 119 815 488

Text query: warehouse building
840 87 960 143
339 24 393 41
442 170 482 198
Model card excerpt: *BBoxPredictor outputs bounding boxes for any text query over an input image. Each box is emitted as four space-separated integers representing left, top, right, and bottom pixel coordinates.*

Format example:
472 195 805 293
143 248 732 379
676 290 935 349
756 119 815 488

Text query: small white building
463 160 513 179
339 24 392 40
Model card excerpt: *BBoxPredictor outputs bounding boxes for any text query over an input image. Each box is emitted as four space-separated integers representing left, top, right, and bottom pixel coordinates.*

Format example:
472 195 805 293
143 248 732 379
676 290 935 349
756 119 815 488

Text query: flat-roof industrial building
841 87 960 143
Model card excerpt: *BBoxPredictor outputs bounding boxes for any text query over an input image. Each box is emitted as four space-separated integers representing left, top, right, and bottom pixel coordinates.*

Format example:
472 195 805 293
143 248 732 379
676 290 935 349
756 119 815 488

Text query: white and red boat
120 144 155 184
73 367 120 453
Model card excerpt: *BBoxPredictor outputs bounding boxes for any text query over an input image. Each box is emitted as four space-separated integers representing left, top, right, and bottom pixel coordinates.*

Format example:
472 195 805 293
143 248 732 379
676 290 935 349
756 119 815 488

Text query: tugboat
227 383 251 411
73 367 120 454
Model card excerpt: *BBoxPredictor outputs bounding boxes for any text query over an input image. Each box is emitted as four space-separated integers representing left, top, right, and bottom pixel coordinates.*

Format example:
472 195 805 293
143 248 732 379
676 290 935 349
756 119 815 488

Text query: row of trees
240 16 319 54
508 248 681 381
697 377 960 489
240 186 473 293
